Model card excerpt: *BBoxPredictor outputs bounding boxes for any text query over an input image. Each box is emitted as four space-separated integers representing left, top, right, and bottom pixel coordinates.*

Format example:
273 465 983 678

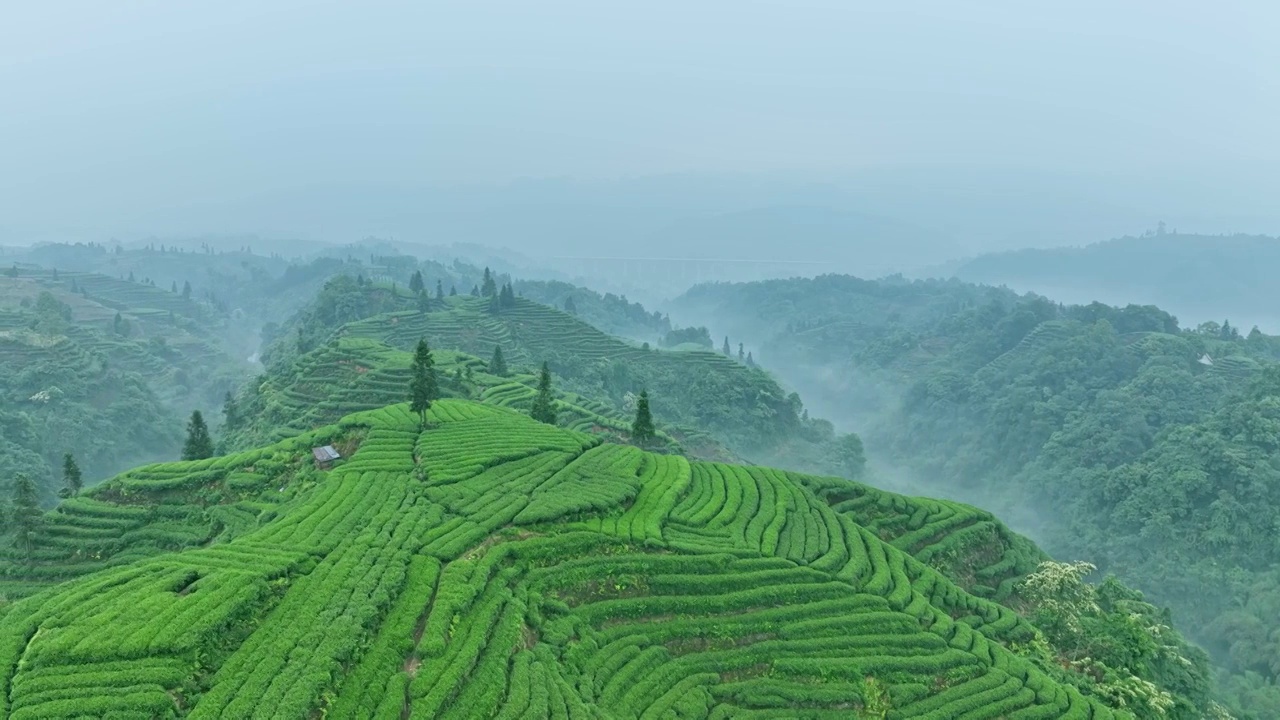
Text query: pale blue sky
2 1 1276 244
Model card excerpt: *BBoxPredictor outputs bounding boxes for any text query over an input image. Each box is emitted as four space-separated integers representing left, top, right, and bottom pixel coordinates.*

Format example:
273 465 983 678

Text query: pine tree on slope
10 473 41 561
489 345 508 376
63 453 83 496
222 391 239 429
409 338 439 426
632 390 655 445
182 411 215 461
530 362 558 425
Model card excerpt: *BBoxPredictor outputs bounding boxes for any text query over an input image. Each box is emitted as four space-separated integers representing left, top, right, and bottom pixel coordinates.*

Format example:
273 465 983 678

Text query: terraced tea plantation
1 400 1133 718
333 296 802 455
0 269 240 398
235 335 690 455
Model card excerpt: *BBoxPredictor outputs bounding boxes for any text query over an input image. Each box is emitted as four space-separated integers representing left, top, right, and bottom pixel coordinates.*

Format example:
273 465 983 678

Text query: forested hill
0 398 1219 718
951 233 1280 331
673 273 1280 717
234 275 866 478
0 267 251 502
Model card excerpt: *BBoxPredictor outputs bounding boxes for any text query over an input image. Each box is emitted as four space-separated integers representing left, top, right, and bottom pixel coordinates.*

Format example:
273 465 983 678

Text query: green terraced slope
0 269 243 398
0 270 254 501
251 286 851 473
233 335 702 458
1 400 1136 719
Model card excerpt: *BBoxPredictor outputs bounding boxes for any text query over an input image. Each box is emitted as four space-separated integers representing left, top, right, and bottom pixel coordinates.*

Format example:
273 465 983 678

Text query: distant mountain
951 233 1280 330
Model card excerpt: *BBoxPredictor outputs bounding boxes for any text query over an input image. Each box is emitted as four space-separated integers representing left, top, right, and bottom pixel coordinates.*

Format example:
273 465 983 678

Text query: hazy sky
2 1 1277 241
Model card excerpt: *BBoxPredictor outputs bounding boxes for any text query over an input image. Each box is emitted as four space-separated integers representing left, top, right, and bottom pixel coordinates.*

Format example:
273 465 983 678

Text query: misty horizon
4 1 1279 257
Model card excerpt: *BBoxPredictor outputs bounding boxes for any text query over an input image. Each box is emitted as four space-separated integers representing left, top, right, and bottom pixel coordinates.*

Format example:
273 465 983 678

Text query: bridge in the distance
548 255 830 284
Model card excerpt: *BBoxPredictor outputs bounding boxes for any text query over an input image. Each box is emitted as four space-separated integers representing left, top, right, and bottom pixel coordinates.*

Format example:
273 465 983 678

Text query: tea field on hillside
0 400 1210 718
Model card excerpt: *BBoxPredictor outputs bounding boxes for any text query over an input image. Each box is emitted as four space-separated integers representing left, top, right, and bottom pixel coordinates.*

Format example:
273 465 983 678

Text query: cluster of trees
429 337 657 445
1014 560 1216 717
489 282 518 312
409 271 454 308
6 453 82 562
719 336 755 366
660 326 712 348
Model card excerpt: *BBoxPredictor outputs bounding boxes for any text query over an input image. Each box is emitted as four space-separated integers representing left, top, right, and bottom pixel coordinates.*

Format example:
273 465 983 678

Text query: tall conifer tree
182 411 214 460
631 390 655 445
222 391 238 429
63 453 83 496
530 362 557 425
11 473 41 561
409 338 439 425
488 345 508 376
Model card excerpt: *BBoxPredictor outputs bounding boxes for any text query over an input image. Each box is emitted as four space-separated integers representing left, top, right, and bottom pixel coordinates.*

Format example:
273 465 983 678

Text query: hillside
513 279 672 340
0 399 1215 718
12 242 339 355
672 274 1280 716
0 268 251 501
242 276 863 478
